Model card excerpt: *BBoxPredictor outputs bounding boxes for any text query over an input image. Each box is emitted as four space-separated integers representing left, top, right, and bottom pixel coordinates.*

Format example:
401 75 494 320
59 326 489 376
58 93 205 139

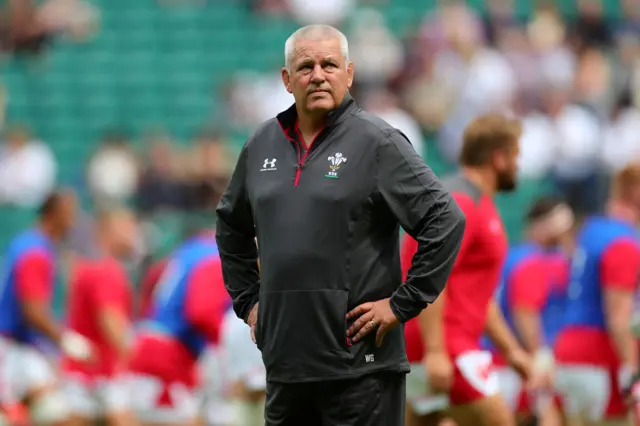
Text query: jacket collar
276 92 356 133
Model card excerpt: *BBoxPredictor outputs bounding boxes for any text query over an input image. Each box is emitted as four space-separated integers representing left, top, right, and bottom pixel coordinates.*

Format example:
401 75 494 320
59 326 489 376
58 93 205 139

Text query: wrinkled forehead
292 38 344 65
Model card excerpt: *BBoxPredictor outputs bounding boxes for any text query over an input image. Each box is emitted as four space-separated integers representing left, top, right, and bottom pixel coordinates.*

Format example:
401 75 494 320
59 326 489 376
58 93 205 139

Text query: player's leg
0 337 28 425
494 367 523 414
536 398 564 426
199 346 233 426
448 395 515 426
445 351 515 426
592 420 633 426
225 359 266 426
229 387 265 426
406 410 452 426
405 361 451 426
62 374 98 426
221 311 267 426
129 374 202 426
97 376 139 426
554 364 611 426
13 343 68 426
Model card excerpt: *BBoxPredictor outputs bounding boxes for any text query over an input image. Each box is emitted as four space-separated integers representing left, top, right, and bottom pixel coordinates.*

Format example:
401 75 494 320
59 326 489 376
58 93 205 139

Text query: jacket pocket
257 289 351 380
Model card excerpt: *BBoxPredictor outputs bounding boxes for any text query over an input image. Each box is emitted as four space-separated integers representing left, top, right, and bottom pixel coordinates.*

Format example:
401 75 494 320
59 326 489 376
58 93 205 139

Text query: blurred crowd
230 0 640 218
1 0 640 221
0 123 233 212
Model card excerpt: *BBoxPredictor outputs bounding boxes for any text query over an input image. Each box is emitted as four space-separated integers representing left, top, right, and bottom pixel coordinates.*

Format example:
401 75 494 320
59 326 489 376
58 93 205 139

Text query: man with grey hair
216 24 466 426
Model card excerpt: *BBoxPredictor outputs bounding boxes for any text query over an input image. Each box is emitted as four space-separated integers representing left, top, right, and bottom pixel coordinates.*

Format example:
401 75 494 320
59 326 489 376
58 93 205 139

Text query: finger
375 324 387 347
346 302 374 320
346 311 375 337
352 318 377 342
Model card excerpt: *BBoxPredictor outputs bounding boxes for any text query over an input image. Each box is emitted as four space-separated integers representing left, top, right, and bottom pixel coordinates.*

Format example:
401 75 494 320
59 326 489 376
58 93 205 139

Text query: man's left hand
346 298 399 347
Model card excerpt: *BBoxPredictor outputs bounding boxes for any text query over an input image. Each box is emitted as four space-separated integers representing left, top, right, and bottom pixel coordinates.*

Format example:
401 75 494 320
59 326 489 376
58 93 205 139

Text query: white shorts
220 311 266 392
0 336 56 402
128 373 202 424
199 346 236 426
406 350 500 416
494 366 523 412
554 364 622 421
63 373 130 418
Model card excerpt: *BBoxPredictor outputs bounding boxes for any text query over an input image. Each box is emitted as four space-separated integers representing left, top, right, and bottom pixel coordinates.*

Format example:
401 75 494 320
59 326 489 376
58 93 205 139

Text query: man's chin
306 99 336 114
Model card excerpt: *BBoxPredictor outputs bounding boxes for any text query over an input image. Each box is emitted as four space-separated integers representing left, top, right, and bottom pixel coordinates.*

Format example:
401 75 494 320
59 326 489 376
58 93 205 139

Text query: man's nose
310 65 325 83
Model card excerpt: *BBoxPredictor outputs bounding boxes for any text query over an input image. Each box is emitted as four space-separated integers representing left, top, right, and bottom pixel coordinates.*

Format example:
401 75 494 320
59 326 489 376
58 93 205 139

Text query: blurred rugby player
403 114 532 426
554 163 640 426
128 231 229 426
61 207 140 426
482 197 573 426
0 190 92 425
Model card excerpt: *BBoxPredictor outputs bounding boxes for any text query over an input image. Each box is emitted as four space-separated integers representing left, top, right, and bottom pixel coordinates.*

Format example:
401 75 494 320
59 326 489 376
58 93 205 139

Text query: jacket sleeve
377 131 466 323
215 144 260 323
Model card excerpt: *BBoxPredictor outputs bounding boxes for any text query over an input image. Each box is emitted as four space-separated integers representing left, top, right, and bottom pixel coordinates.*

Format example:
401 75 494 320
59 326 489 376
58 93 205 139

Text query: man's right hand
425 350 453 393
247 303 259 344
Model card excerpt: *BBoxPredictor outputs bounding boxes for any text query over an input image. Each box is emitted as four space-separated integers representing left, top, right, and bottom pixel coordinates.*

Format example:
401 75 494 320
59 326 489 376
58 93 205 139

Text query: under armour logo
261 158 277 171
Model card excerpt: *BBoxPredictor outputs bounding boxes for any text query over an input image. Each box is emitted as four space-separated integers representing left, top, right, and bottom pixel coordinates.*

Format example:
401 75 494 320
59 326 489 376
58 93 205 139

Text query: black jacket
216 95 465 383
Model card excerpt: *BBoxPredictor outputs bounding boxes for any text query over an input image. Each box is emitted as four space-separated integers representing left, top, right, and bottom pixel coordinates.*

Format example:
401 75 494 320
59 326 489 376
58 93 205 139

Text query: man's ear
346 61 354 89
282 67 292 94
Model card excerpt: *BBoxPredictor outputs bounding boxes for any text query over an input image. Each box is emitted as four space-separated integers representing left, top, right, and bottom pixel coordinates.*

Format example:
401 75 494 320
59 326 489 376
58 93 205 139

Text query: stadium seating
3 0 610 252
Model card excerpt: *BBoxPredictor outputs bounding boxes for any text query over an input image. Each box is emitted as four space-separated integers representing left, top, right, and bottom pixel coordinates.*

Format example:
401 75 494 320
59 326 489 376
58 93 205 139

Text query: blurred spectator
614 33 640 100
432 4 517 162
0 125 57 207
573 46 613 116
527 7 576 92
228 71 293 129
516 101 556 180
483 0 520 46
36 0 100 42
543 85 603 216
0 0 98 56
601 92 640 174
86 130 139 205
186 130 233 210
570 0 613 50
620 0 640 34
348 9 403 91
286 0 353 26
136 132 189 215
363 90 425 159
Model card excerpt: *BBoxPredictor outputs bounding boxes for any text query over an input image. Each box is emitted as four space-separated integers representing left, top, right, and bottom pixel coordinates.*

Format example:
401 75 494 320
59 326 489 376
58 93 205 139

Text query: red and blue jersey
483 242 569 362
555 216 640 367
139 236 229 358
0 229 55 344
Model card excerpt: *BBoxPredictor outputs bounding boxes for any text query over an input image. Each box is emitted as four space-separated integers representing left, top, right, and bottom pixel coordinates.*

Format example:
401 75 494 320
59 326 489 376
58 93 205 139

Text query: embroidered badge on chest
325 153 347 179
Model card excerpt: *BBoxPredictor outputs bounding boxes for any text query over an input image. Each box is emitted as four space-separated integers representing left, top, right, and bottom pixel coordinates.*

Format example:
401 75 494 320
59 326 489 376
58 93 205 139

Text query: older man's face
282 38 354 116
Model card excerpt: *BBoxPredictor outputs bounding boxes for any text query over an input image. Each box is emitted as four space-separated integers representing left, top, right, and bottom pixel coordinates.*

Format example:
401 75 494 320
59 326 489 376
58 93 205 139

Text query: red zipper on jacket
278 121 325 187
293 124 325 187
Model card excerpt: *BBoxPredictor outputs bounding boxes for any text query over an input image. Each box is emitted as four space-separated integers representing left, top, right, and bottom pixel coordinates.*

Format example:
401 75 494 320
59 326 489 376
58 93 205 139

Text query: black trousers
265 372 406 426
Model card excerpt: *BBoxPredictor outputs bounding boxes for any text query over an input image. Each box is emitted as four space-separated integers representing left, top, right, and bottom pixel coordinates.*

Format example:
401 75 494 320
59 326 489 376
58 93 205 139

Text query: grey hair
284 25 349 72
